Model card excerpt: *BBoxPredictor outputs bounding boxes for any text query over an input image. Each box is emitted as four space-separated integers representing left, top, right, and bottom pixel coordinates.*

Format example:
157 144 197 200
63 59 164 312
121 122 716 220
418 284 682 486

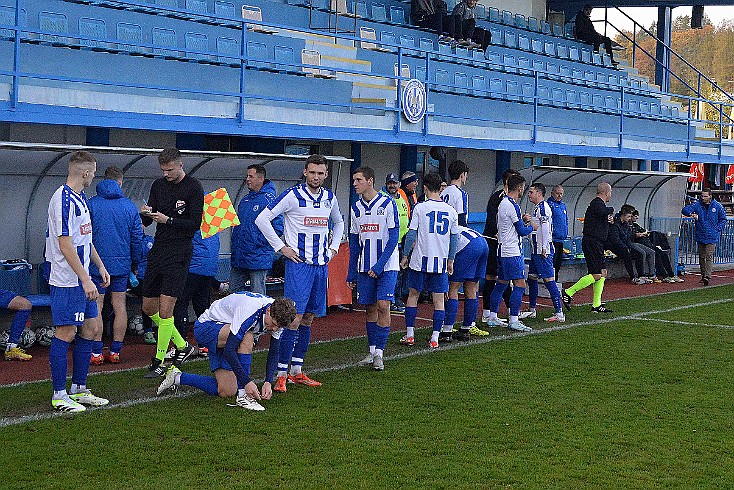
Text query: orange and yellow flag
201 188 240 238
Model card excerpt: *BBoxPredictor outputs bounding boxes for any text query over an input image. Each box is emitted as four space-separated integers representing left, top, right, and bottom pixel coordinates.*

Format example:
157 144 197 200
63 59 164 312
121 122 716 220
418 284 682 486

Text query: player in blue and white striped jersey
400 173 460 349
439 226 489 341
157 292 296 411
519 183 564 323
440 160 470 226
485 173 536 332
347 166 399 371
255 155 344 392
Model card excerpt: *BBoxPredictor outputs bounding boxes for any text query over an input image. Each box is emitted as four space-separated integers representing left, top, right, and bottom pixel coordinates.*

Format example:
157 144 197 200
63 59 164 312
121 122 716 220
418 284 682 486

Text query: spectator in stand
383 173 409 313
447 0 489 50
88 166 143 365
629 209 681 283
2 289 33 361
682 189 727 286
173 229 221 347
546 185 568 281
574 4 622 65
230 164 283 295
411 0 449 41
606 209 648 285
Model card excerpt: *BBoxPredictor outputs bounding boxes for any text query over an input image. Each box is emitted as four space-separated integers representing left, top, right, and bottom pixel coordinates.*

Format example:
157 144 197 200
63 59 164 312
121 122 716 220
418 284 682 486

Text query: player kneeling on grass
157 293 296 411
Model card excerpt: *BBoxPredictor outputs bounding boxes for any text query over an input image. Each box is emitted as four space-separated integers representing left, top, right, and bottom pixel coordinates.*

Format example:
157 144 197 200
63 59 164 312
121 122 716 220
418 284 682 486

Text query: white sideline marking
1 297 732 428
636 318 734 329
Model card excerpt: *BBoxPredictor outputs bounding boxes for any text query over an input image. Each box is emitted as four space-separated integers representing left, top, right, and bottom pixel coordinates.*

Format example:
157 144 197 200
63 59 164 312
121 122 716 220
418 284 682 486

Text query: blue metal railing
650 216 734 267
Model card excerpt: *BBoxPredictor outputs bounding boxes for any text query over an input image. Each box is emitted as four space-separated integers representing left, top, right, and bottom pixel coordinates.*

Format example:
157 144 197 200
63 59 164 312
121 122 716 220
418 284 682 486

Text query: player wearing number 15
400 173 460 349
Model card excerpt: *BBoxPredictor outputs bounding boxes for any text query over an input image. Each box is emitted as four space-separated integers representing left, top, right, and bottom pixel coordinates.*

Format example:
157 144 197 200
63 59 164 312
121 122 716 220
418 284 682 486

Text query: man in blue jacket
547 185 568 281
88 166 144 364
230 164 283 294
682 189 728 286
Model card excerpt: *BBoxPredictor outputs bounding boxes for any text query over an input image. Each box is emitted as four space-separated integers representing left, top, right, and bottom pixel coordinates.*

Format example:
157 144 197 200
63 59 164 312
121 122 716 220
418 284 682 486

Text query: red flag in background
688 163 704 183
726 165 734 185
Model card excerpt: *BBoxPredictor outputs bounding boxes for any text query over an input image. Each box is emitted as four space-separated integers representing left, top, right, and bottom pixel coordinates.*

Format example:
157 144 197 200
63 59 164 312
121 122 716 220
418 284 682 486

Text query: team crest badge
175 200 186 214
253 204 260 212
401 79 427 124
377 207 385 215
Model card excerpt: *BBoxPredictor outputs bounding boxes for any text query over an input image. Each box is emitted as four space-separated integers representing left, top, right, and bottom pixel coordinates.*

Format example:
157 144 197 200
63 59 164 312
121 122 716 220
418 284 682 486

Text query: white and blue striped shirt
198 292 277 343
408 199 459 273
497 195 526 258
350 193 400 273
256 183 344 266
456 226 483 254
440 184 468 216
529 201 553 255
46 185 93 287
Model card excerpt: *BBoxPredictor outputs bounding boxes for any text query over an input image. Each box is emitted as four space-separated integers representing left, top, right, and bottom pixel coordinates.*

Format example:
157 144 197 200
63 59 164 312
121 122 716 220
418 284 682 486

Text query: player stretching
484 174 536 332
347 166 400 371
255 155 344 392
46 151 110 412
157 292 296 411
519 183 564 323
400 172 460 349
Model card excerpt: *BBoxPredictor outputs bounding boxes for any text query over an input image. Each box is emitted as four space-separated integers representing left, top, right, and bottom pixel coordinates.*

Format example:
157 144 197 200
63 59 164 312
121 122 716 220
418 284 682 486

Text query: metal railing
650 217 734 266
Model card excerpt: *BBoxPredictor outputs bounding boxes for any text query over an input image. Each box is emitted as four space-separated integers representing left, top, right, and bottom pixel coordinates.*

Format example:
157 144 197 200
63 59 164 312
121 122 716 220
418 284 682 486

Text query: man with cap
398 171 418 219
384 173 410 312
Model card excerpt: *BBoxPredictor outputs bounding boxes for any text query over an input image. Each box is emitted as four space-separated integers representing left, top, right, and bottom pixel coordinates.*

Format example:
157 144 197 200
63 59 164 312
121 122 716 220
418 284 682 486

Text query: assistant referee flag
201 188 240 238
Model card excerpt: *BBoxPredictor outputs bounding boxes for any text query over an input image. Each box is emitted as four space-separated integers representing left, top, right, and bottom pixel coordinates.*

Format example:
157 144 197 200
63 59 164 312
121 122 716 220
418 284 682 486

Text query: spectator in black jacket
606 210 646 284
447 0 489 50
574 4 620 64
411 0 449 41
630 209 681 282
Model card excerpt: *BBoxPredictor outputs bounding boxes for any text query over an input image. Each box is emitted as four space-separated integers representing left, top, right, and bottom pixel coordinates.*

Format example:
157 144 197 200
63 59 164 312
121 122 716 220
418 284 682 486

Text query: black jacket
606 217 632 251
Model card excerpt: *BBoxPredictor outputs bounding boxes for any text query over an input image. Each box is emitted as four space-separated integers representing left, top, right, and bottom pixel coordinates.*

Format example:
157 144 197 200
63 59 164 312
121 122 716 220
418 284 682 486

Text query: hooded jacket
88 179 144 277
606 216 632 252
546 196 568 242
190 230 221 277
231 180 284 270
682 199 728 244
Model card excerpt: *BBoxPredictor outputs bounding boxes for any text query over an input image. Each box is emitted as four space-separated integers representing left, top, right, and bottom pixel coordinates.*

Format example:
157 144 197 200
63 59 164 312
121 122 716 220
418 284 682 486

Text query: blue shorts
50 285 98 326
450 238 489 283
284 261 327 316
497 255 525 281
528 253 555 280
0 288 17 309
407 269 449 293
356 270 398 305
92 274 128 294
194 320 231 372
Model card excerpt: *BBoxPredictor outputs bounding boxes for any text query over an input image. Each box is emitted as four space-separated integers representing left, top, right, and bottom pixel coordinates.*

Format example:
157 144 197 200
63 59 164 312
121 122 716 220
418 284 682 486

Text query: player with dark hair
157 293 297 411
255 154 344 392
440 160 469 226
400 172 460 349
141 148 205 377
46 151 110 412
347 166 399 370
2 290 33 361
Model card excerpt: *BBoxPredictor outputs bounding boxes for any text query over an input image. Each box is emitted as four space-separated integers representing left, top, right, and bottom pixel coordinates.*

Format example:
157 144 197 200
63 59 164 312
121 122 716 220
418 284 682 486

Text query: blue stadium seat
518 56 531 75
556 43 568 59
605 95 619 112
580 47 591 63
640 100 650 115
39 11 69 45
568 44 579 61
592 93 604 110
595 72 608 85
559 64 571 79
551 87 565 106
415 65 426 81
435 69 450 89
390 6 405 24
661 105 672 117
552 23 562 37
399 35 414 48
371 3 387 22
501 10 513 25
628 98 640 114
504 29 517 48
584 69 595 85
487 50 501 65
531 36 542 53
455 45 469 58
472 49 484 61
78 17 108 50
517 33 529 51
186 0 207 13
571 67 582 80
543 40 556 57
649 102 660 115
437 40 452 56
503 53 516 73
538 85 550 103
527 17 539 32
353 1 367 17
419 38 434 51
488 7 500 23
380 30 396 47
455 72 468 94
214 1 236 19
592 52 601 65
152 27 178 57
186 32 210 61
471 75 487 96
489 26 502 45
541 21 551 34
532 59 545 73
546 61 559 78
489 78 503 98
506 80 519 100
475 4 486 19
608 73 619 86
117 22 146 54
602 53 612 67
566 89 578 108
515 14 526 29
247 41 269 69
217 36 240 65
274 45 295 69
564 23 574 38
521 82 533 102
155 0 179 8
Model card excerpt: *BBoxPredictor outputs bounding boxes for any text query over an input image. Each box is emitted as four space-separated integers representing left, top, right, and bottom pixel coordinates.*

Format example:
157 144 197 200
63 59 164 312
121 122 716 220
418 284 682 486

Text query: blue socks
443 298 459 328
405 306 417 328
71 335 93 386
110 340 123 354
432 310 445 332
375 324 390 350
291 324 311 370
237 353 253 389
545 280 563 313
489 281 509 313
92 340 104 355
49 337 70 392
463 297 479 326
180 372 219 396
509 286 525 317
8 308 30 345
277 328 298 373
527 279 539 309
366 321 378 348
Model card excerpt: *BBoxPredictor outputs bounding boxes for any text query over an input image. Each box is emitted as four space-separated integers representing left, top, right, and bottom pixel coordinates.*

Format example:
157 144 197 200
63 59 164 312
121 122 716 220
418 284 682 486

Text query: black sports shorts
485 237 498 276
581 236 606 275
142 243 193 299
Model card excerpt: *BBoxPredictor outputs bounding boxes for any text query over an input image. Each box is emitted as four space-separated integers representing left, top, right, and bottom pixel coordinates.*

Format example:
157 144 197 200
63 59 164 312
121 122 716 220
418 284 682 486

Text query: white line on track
2 297 733 428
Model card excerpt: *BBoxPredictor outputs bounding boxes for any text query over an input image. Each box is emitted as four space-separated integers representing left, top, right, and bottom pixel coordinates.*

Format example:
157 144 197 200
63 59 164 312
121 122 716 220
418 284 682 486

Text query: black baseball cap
386 173 399 183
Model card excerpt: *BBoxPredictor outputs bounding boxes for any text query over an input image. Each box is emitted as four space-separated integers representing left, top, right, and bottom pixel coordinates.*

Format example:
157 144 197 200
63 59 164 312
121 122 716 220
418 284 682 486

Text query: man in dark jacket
682 189 728 285
411 0 448 40
606 210 646 284
88 166 144 364
574 4 619 64
230 164 283 294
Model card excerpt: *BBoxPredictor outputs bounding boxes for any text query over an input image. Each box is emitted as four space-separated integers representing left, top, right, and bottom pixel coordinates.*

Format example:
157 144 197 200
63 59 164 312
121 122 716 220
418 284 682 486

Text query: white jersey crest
46 185 93 287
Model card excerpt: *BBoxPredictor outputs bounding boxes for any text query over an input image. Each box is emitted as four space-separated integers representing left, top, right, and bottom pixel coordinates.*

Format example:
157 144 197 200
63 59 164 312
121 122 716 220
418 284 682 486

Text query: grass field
2 285 734 489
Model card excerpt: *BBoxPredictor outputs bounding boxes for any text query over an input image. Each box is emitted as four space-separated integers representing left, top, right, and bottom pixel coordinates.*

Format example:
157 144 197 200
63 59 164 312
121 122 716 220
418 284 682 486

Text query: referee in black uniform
141 148 205 377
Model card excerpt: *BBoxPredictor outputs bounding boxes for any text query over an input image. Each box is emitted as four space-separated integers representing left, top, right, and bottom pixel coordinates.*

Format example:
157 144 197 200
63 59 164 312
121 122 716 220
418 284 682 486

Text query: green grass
2 285 734 489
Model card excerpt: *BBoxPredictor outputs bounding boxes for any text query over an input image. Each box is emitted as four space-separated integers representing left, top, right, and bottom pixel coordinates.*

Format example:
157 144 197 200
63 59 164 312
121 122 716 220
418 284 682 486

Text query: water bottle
129 271 139 288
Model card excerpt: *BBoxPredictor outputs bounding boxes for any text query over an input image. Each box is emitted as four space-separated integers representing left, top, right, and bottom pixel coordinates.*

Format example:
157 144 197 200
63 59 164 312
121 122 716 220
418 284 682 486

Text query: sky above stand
592 5 734 31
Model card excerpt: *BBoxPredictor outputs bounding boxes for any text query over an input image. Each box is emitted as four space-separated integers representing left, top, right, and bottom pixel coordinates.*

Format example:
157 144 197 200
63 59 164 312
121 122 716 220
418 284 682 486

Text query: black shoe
144 358 166 378
452 329 471 341
591 304 613 313
561 289 572 310
172 342 195 367
702 278 710 286
438 331 453 343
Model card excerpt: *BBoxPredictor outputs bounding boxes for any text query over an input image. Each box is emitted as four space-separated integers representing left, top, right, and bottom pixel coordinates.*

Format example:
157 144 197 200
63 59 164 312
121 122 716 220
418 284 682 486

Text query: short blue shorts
284 261 327 316
50 285 98 326
497 255 525 281
92 274 128 294
450 237 489 283
528 253 555 280
407 269 449 293
0 288 17 309
194 319 231 372
356 270 398 305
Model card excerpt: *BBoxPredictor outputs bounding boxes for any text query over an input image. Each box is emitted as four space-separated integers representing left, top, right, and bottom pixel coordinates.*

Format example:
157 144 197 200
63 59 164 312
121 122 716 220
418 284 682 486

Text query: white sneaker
507 321 532 332
372 354 384 371
164 347 176 361
484 318 507 327
235 394 265 411
51 394 86 413
157 366 181 395
357 353 374 366
519 310 536 319
674 276 684 282
68 389 109 407
544 313 566 323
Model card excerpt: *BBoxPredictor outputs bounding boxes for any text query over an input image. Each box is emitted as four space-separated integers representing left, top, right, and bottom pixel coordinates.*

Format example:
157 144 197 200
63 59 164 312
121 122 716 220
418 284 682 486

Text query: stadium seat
455 71 469 94
437 40 452 56
515 14 527 29
247 41 269 69
435 69 450 90
354 1 367 18
538 85 550 103
394 62 410 86
489 77 504 98
399 34 415 48
487 50 501 65
532 59 545 73
216 36 240 65
390 6 405 24
592 93 604 110
559 64 571 79
518 56 531 75
242 5 277 34
580 47 591 64
543 40 556 57
380 30 396 48
521 82 533 102
415 65 426 81
472 48 484 61
419 38 434 51
455 45 469 58
552 24 562 37
214 1 236 19
152 27 178 58
568 45 579 61
371 3 387 22
475 4 486 19
471 75 487 96
531 37 542 53
155 0 178 8
564 22 574 38
566 89 578 108
39 11 70 46
186 32 210 61
551 87 565 106
518 33 529 51
274 45 295 70
541 21 551 34
506 80 519 101
584 69 595 85
489 26 502 45
571 67 582 80
602 53 612 67
301 49 334 77
78 17 108 50
501 10 513 25
546 61 559 79
592 52 601 65
360 26 389 51
503 54 516 73
488 7 500 23
556 43 568 59
527 17 539 32
117 22 146 55
186 0 207 14
504 29 517 48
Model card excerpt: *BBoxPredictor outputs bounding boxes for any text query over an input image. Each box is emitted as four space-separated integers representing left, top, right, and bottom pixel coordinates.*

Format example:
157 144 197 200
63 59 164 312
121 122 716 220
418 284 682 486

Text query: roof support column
575 156 587 168
350 142 362 207
655 6 672 93
495 150 511 185
400 145 418 177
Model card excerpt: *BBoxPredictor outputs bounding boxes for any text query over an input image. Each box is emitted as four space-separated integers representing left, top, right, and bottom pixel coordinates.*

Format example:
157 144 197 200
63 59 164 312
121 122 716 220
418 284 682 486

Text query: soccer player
546 185 568 281
438 225 489 341
347 166 399 371
2 289 33 361
400 172 460 349
440 159 469 226
157 292 297 411
141 148 205 378
255 154 344 392
46 151 110 412
562 183 615 313
484 173 536 332
519 183 564 323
